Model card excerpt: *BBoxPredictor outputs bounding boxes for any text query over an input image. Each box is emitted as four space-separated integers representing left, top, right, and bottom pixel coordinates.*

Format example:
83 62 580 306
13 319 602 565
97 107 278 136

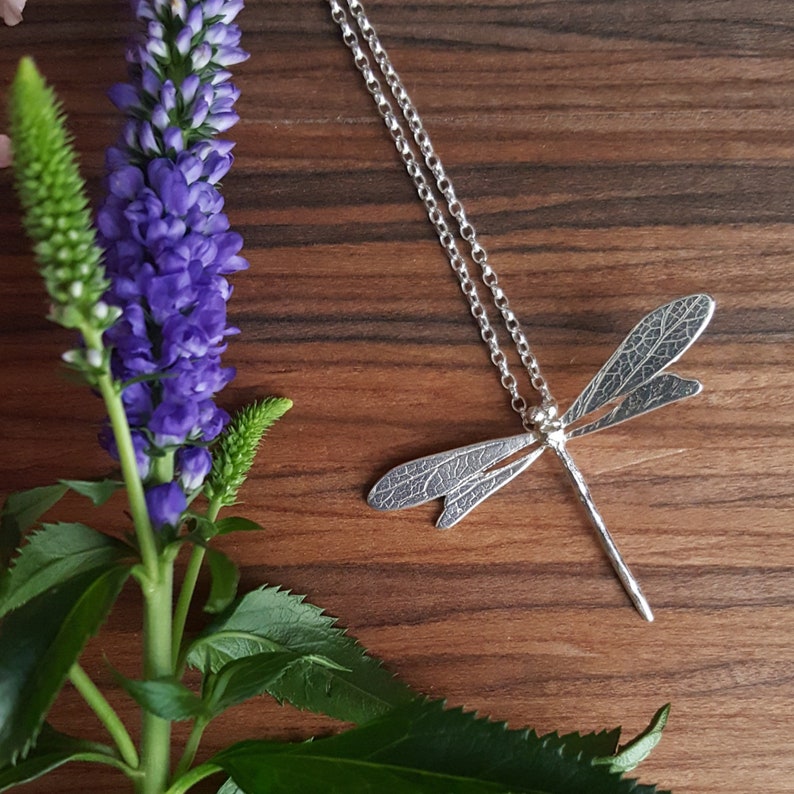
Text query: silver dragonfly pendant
368 294 716 621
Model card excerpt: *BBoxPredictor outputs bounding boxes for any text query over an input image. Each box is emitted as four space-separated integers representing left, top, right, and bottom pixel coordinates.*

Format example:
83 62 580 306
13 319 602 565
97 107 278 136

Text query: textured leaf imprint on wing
561 294 714 426
368 433 536 511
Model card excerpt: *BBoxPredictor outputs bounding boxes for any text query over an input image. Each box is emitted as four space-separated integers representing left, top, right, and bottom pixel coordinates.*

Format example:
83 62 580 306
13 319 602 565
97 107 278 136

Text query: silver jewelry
329 0 715 622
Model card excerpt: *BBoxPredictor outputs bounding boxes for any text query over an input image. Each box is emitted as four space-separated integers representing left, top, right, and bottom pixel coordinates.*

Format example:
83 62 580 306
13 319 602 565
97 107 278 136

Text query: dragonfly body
368 294 716 621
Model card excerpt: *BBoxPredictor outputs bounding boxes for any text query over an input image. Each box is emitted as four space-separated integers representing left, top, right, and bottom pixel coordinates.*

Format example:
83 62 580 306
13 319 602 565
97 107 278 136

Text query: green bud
204 398 293 508
8 57 114 346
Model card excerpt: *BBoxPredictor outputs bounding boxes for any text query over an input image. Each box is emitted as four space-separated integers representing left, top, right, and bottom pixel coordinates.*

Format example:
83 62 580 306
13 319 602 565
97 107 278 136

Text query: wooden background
1 1 792 792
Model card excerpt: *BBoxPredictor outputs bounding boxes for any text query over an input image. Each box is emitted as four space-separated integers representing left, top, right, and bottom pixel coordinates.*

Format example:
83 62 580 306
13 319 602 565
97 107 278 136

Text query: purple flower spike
98 0 249 497
145 481 187 530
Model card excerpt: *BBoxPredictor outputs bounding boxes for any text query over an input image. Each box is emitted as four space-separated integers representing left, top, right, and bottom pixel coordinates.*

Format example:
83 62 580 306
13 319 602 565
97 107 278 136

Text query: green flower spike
8 57 120 375
204 397 293 509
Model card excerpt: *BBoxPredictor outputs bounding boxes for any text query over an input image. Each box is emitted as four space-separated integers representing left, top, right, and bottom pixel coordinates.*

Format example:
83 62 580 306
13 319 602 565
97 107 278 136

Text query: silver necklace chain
328 0 556 429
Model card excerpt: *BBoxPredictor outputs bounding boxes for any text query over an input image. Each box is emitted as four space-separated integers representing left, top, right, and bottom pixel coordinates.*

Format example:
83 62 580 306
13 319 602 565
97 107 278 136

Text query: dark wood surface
1 1 793 792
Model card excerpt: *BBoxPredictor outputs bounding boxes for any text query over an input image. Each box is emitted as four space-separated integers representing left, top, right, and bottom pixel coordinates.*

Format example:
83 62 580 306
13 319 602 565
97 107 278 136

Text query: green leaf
60 479 123 506
204 548 240 614
113 673 209 722
0 522 134 619
211 699 668 794
558 725 621 762
216 779 243 794
214 516 265 536
186 586 414 725
206 651 306 715
0 484 68 569
0 724 116 792
597 705 671 774
0 563 131 766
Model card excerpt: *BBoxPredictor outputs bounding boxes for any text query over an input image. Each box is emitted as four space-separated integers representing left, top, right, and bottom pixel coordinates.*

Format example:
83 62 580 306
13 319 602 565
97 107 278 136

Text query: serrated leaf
0 724 115 792
211 699 667 794
1 484 68 569
0 563 131 766
558 725 621 761
0 522 134 619
214 516 265 536
204 547 240 614
113 672 209 722
60 479 123 506
598 705 671 774
186 585 414 724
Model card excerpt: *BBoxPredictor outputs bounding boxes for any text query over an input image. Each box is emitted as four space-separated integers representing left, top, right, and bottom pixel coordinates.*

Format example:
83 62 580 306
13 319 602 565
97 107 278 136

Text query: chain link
329 0 557 427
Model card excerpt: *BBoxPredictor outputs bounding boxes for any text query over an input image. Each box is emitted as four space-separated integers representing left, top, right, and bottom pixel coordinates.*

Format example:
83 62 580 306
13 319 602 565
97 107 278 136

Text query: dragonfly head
529 404 562 437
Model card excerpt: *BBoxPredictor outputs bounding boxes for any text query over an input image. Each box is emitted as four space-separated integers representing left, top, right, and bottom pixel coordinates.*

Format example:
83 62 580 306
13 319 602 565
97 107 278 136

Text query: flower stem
171 497 222 670
140 557 174 794
172 716 209 782
92 359 159 584
171 544 206 671
69 662 140 770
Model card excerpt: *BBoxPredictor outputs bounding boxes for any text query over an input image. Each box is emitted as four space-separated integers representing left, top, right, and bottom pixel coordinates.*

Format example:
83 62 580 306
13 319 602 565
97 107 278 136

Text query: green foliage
7 57 119 345
211 699 668 794
59 479 123 506
116 652 337 724
186 586 415 725
0 484 68 570
114 674 210 723
214 516 265 536
0 521 134 618
597 705 671 774
204 398 293 509
0 724 119 792
203 547 240 614
0 563 131 766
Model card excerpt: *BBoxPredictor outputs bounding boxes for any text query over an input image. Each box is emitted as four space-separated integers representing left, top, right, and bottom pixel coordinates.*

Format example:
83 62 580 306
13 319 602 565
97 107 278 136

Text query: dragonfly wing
437 446 546 529
566 373 702 439
561 294 715 427
368 432 537 512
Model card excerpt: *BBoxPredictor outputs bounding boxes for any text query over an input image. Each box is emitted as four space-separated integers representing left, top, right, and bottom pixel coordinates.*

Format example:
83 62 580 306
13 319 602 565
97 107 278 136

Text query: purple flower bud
177 446 212 491
202 151 232 184
186 5 203 35
163 126 185 154
191 42 212 71
215 45 248 67
170 0 187 21
151 105 170 131
139 122 160 155
142 68 161 98
180 74 200 104
176 152 204 184
145 482 187 530
160 80 177 112
206 111 238 133
190 99 209 128
108 165 146 200
149 399 201 446
175 26 193 57
108 82 139 111
219 0 243 24
202 0 224 19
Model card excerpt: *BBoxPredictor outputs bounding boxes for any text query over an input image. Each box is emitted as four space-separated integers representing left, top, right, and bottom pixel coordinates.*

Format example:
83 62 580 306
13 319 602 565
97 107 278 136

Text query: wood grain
1 1 793 792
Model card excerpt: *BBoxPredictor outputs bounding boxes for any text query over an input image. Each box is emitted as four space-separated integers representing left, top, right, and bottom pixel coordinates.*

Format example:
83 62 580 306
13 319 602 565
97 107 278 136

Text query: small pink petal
0 135 12 169
1 0 26 26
